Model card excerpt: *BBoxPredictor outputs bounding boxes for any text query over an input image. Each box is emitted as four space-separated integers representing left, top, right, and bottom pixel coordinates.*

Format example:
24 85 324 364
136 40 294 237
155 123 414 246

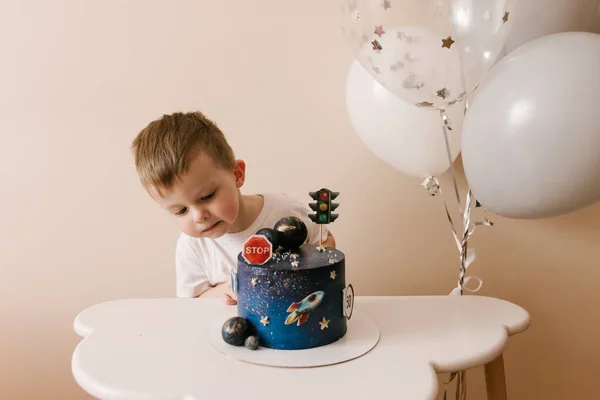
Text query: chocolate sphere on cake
255 228 280 251
274 216 308 250
244 335 259 350
221 317 251 346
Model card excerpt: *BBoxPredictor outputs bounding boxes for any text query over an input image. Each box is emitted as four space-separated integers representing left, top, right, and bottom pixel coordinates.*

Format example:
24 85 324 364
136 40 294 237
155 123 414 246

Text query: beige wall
1 1 599 399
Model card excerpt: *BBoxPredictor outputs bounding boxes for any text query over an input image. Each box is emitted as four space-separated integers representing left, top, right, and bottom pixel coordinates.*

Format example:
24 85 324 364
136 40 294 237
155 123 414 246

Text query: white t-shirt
175 192 330 298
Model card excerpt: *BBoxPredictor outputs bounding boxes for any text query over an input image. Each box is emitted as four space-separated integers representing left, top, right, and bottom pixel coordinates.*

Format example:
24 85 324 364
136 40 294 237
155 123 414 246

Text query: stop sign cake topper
242 234 273 265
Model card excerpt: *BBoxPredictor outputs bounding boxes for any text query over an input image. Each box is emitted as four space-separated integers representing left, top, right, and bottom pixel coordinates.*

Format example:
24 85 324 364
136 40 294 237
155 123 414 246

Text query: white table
72 296 530 400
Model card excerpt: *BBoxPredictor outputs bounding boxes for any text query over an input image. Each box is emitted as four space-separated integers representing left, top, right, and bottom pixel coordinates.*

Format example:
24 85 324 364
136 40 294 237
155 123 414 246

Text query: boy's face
154 151 246 239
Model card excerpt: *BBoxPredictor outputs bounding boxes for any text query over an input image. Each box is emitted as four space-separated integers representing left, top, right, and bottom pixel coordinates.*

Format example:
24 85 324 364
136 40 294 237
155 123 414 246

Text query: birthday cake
221 189 354 351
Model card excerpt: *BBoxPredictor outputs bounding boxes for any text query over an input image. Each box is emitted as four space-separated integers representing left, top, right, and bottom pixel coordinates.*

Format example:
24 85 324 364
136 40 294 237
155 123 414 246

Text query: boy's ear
233 160 246 188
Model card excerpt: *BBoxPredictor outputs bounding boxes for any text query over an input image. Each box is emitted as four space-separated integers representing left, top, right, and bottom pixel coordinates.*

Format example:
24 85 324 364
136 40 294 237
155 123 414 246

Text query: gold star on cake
319 317 330 330
502 11 509 24
328 258 335 264
330 270 337 279
290 253 299 260
291 260 299 267
251 277 259 286
260 316 270 326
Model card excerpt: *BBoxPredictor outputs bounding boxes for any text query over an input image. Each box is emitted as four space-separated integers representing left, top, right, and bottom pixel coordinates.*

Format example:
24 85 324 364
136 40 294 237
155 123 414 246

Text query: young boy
131 111 335 304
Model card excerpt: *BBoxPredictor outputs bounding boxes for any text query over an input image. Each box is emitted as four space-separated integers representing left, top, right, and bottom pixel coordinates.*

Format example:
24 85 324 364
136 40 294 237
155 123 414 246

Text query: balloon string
440 108 463 217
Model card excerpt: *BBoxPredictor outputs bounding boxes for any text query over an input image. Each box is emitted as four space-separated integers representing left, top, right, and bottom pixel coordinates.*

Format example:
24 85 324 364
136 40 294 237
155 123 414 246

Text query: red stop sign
242 235 272 265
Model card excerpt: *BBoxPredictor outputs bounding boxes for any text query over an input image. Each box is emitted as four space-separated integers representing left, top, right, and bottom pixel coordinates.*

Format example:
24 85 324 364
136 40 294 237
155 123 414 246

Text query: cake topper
308 188 339 251
274 216 307 250
242 234 273 265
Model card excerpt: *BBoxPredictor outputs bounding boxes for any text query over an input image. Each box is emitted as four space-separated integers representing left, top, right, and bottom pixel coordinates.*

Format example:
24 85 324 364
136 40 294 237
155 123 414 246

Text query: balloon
340 0 515 110
345 61 463 178
461 32 600 219
503 0 600 54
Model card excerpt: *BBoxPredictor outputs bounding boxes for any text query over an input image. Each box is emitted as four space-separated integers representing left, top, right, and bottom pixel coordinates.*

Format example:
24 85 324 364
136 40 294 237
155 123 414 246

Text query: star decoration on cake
290 253 299 260
502 11 510 24
328 258 335 264
371 65 381 75
319 317 330 330
330 270 337 279
382 0 391 10
441 36 455 49
291 260 299 267
260 316 270 326
374 25 385 37
436 87 450 99
251 277 259 286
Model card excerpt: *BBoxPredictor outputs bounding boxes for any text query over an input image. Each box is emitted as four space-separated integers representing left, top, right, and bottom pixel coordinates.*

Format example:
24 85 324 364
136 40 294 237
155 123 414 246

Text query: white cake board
208 312 380 368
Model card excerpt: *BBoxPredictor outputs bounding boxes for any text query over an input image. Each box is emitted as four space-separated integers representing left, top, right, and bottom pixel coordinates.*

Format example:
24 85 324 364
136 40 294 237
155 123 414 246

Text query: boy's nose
191 208 210 224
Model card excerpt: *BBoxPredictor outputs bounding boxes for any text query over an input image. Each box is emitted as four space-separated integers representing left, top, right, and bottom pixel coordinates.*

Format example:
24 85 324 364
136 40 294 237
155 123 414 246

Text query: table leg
484 353 507 400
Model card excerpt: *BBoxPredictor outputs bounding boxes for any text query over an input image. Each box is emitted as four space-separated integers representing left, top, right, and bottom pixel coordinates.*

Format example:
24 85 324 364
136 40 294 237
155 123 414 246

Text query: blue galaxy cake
221 189 354 351
236 239 347 350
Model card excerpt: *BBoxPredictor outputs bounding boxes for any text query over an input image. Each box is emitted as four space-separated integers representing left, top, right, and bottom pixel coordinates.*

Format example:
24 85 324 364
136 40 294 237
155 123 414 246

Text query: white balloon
345 61 463 178
462 32 600 219
504 0 600 54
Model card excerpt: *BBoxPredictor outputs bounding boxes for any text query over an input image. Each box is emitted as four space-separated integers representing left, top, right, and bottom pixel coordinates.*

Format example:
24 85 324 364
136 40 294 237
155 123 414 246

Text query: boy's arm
321 230 336 248
175 234 212 298
194 283 227 298
195 282 238 305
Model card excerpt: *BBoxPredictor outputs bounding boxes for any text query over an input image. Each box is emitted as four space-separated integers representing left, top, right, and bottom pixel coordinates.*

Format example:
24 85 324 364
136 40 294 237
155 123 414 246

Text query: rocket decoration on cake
284 291 325 326
308 188 339 252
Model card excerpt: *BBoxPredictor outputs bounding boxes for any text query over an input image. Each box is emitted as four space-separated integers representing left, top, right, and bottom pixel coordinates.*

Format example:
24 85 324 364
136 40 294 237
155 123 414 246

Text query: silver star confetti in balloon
437 87 450 99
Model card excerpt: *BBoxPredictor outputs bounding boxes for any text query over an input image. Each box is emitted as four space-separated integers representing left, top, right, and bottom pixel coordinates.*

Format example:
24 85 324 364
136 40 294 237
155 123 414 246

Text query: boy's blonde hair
131 111 235 194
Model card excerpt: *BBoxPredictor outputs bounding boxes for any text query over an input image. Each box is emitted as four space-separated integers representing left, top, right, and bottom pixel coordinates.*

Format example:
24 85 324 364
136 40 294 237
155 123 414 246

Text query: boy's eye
201 190 216 201
174 207 188 216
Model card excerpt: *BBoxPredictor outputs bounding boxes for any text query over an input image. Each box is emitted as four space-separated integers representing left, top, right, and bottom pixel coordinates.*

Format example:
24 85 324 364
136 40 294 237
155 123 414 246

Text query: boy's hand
224 281 238 305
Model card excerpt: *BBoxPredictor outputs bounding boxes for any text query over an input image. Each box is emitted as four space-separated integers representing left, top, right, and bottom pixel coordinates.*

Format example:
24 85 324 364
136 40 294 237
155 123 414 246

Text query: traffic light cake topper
308 188 339 251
